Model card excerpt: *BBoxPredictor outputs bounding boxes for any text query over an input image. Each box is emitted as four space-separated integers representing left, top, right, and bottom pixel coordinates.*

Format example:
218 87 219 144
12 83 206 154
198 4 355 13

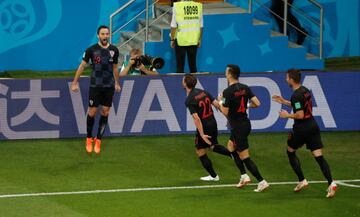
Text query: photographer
120 49 159 76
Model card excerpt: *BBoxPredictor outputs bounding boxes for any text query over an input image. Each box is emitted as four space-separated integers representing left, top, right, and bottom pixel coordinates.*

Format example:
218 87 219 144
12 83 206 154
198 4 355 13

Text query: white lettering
285 76 336 128
131 80 181 132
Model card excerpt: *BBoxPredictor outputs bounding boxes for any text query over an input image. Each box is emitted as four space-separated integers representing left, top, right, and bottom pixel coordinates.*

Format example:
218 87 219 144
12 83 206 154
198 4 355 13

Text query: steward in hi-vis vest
170 0 203 73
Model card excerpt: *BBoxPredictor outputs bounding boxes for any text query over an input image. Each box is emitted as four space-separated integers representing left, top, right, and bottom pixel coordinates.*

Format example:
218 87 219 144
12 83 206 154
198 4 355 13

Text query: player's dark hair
184 74 197 89
227 64 241 79
287 69 301 83
97 25 109 34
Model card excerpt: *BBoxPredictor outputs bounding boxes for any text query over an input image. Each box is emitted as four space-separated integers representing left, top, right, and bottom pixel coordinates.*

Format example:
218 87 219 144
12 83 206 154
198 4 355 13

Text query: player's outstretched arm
279 109 304 119
272 95 291 107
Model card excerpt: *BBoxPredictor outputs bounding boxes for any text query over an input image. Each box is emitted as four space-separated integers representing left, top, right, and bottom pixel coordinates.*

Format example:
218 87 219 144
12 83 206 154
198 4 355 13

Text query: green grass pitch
0 132 359 217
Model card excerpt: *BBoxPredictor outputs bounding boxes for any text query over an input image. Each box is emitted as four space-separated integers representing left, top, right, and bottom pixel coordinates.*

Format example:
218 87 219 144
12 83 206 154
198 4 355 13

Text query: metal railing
109 0 172 52
247 0 324 59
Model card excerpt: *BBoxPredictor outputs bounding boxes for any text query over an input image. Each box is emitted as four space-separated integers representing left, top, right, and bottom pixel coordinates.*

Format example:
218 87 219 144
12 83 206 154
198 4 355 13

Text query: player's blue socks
86 115 95 138
199 154 217 178
287 151 305 182
231 151 246 175
315 155 333 185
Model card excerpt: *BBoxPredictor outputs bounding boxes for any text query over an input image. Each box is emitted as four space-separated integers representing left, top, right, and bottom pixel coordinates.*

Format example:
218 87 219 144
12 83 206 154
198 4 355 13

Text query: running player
183 74 239 181
218 64 269 192
272 69 337 198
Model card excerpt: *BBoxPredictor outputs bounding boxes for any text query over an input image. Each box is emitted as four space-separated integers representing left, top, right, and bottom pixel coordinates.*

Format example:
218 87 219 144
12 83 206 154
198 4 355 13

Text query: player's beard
100 38 108 46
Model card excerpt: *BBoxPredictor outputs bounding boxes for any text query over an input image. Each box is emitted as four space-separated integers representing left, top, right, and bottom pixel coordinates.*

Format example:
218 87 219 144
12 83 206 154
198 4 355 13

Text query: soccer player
183 74 239 181
272 69 337 198
218 64 269 192
71 25 121 154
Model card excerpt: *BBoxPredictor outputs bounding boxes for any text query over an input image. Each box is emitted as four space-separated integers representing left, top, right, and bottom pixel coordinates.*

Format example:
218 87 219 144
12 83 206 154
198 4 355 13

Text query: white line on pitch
0 179 359 199
337 181 360 188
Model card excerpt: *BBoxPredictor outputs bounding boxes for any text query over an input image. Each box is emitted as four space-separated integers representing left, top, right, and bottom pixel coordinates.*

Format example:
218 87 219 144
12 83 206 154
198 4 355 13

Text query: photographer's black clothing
121 60 152 75
175 40 198 73
270 0 307 45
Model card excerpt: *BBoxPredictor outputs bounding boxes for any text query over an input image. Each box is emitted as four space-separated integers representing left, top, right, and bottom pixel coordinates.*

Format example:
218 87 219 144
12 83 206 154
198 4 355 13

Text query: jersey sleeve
247 86 255 99
170 6 177 28
291 93 304 112
206 91 215 102
82 47 91 63
185 99 197 114
113 47 119 64
222 89 230 108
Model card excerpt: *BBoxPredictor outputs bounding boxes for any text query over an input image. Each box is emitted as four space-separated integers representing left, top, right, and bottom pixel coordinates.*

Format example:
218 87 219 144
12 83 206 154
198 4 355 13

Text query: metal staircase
110 1 247 65
110 0 323 71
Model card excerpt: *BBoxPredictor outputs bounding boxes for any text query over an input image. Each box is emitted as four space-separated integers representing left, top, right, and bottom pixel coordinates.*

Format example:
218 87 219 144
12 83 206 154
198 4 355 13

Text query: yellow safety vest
174 1 202 46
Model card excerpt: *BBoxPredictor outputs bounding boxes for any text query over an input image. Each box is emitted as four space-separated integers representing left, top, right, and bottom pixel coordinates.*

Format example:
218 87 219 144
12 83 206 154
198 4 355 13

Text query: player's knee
311 148 323 157
87 110 97 117
196 148 206 157
101 109 110 116
287 150 295 157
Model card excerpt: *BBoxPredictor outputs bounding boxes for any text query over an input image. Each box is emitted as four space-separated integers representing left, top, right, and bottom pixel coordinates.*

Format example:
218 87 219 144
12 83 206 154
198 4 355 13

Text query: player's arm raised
192 113 212 145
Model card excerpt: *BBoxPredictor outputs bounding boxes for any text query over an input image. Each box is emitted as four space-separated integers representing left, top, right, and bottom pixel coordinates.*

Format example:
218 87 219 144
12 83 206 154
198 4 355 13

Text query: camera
133 55 165 70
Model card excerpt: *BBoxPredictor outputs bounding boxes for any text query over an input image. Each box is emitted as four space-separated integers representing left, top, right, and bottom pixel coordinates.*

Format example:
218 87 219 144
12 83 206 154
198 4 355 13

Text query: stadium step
116 1 323 72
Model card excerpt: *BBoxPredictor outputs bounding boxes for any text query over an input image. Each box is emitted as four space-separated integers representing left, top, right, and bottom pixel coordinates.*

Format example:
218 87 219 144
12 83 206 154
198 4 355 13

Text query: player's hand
272 95 284 104
279 109 289 118
71 82 79 92
115 82 121 92
198 40 201 48
170 40 175 48
201 134 212 145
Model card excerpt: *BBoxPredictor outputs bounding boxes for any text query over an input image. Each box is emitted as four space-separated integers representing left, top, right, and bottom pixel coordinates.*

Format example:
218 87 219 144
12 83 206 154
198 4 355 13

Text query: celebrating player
218 64 269 192
272 69 337 198
183 74 234 181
